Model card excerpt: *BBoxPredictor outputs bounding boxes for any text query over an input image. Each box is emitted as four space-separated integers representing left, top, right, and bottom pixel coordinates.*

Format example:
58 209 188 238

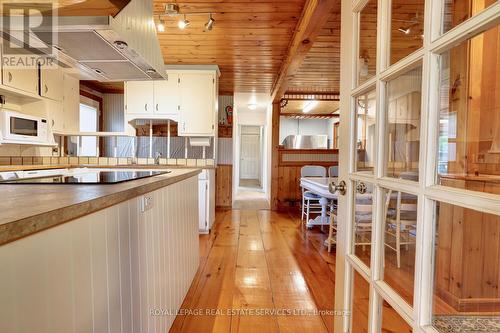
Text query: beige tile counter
0 168 201 245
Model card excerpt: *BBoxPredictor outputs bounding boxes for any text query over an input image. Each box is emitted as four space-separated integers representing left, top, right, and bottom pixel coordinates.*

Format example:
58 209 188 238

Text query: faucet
154 152 162 165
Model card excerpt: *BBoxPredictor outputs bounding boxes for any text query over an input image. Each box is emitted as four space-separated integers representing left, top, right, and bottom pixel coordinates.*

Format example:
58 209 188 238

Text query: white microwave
1 110 49 143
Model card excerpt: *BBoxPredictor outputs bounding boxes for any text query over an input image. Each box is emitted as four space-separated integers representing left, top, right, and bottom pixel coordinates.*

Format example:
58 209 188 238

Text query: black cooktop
0 170 171 184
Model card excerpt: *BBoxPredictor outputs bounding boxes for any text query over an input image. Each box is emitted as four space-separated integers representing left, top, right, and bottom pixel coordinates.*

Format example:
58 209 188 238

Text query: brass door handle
329 180 347 195
356 182 367 194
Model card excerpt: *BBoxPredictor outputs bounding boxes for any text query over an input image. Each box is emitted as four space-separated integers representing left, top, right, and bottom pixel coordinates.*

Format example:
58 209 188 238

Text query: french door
334 1 500 332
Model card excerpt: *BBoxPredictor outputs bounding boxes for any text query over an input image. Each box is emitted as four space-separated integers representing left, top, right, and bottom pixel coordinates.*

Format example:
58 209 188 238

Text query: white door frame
334 1 500 333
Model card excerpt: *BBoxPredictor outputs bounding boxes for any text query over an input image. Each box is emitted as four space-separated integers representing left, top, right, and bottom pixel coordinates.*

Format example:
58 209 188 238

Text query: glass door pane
358 0 378 85
437 23 500 194
433 201 500 332
390 0 425 64
353 180 374 267
381 299 413 333
385 65 422 181
383 188 418 306
355 90 376 174
351 270 370 333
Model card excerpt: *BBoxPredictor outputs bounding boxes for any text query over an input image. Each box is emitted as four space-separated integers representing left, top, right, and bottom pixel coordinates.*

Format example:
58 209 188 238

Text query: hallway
170 209 336 332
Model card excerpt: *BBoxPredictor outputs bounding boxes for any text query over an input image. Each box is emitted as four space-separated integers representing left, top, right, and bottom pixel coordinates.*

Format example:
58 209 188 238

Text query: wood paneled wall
435 178 500 312
276 149 338 211
216 164 232 208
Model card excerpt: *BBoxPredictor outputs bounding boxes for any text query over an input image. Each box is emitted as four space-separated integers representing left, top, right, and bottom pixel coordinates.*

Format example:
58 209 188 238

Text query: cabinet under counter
0 169 200 332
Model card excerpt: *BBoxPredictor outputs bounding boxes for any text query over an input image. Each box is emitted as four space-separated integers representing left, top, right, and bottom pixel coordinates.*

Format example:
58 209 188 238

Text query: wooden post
270 101 281 210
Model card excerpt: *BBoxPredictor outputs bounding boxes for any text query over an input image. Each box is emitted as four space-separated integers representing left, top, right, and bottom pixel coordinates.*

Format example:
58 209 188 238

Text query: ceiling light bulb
178 15 189 29
157 20 165 32
204 14 215 31
302 100 318 113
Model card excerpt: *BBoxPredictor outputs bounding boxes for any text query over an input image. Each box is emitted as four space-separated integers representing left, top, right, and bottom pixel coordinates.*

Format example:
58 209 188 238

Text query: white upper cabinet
124 69 218 136
154 75 179 117
179 72 215 136
2 66 38 95
63 74 80 132
125 81 154 115
40 63 63 101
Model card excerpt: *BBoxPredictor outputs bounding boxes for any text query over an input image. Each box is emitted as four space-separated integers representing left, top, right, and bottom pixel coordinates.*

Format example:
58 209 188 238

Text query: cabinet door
63 74 80 132
179 73 214 136
2 67 38 95
47 99 64 133
40 64 63 101
198 180 208 232
154 75 179 116
125 81 154 115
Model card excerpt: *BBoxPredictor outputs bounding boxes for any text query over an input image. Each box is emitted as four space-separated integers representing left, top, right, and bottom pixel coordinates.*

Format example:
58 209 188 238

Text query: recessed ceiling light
178 15 190 29
302 100 318 113
204 14 215 31
248 103 258 110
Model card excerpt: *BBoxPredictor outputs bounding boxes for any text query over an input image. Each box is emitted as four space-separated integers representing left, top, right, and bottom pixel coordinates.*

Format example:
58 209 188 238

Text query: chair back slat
301 165 327 178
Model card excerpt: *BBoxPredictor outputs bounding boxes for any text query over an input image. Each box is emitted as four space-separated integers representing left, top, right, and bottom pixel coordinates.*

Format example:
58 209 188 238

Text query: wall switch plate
141 195 154 212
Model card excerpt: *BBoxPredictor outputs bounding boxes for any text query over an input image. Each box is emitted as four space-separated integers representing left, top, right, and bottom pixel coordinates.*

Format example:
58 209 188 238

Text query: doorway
333 1 500 333
239 125 262 189
234 125 268 210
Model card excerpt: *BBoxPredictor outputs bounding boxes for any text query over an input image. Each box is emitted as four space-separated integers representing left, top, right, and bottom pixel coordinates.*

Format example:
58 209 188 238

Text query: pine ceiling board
154 0 306 93
284 8 341 95
281 100 339 115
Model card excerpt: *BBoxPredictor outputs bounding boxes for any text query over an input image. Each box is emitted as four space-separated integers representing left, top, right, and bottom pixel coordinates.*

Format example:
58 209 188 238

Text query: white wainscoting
0 176 199 333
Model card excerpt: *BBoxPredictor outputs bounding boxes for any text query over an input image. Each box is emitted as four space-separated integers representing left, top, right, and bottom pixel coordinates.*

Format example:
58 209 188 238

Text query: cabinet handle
145 103 148 111
8 72 12 82
44 84 48 94
183 122 186 131
156 103 158 111
52 119 55 127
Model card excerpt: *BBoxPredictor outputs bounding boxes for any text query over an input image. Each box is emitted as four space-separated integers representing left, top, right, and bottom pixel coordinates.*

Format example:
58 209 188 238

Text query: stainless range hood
32 0 165 81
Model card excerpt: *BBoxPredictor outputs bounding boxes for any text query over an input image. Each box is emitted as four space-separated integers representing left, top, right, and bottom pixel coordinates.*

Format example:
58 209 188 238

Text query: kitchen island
0 168 201 333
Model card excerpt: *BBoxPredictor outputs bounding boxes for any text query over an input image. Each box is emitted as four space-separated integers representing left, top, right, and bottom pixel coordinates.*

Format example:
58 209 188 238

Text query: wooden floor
169 208 460 333
170 209 335 333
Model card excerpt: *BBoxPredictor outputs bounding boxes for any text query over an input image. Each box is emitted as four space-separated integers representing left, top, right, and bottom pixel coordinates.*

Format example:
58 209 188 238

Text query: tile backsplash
0 155 215 167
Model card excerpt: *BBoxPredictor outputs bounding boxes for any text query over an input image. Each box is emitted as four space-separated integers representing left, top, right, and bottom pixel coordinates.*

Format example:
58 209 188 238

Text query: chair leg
396 223 401 268
306 201 310 227
327 215 334 253
301 195 305 222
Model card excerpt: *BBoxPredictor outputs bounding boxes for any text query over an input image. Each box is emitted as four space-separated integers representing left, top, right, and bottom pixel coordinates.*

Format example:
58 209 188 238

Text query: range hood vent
33 0 165 81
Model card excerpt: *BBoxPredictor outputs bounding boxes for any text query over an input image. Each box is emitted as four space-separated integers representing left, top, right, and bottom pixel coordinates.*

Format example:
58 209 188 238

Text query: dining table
300 177 338 228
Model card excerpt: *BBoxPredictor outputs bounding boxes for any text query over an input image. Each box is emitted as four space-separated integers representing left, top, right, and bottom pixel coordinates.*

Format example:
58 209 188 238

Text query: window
78 103 98 157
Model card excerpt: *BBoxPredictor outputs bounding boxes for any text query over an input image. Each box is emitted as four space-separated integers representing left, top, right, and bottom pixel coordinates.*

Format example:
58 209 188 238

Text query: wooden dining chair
384 189 418 268
327 193 373 253
300 165 327 228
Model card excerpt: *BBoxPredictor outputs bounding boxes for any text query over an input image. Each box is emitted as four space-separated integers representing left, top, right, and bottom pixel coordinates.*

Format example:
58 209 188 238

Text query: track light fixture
156 16 165 32
178 14 190 29
204 14 215 31
158 5 215 31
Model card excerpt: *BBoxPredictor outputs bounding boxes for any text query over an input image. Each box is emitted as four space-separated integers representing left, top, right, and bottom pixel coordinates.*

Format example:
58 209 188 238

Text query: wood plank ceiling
284 8 340 94
153 0 306 94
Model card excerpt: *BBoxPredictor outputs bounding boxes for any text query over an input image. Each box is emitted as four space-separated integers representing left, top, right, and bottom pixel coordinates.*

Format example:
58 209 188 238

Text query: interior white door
240 133 260 180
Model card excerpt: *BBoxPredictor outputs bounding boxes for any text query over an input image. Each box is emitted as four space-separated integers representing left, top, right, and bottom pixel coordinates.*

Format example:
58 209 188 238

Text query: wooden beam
270 0 338 102
270 101 281 210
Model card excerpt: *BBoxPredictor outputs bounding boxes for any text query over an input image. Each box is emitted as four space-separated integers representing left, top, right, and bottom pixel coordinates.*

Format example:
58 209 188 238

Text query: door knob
356 182 367 194
329 180 347 195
